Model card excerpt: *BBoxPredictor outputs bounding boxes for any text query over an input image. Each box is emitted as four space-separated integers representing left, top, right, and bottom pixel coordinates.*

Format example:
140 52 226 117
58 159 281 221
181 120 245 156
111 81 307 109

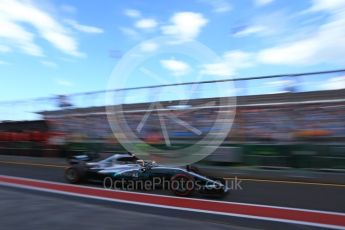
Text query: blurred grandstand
0 69 345 169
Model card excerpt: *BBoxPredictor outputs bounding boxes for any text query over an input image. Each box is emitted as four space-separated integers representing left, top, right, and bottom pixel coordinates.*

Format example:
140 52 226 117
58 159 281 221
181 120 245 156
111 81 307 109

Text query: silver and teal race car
65 154 229 197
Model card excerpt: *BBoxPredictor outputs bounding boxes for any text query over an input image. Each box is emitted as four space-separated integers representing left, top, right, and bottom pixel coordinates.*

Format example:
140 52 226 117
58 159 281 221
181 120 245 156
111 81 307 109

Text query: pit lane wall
1 140 345 170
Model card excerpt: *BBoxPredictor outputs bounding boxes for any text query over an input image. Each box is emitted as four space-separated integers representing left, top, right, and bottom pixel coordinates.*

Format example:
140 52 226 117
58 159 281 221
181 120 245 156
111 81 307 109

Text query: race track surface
1 160 344 230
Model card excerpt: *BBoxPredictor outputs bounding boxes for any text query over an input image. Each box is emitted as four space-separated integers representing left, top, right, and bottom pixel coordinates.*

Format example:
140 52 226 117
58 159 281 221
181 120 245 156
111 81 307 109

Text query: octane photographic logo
103 176 243 192
106 36 237 166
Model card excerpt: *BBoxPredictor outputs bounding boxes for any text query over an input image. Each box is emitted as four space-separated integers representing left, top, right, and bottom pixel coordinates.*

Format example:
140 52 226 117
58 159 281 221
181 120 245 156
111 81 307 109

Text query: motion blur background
1 0 345 169
1 69 345 169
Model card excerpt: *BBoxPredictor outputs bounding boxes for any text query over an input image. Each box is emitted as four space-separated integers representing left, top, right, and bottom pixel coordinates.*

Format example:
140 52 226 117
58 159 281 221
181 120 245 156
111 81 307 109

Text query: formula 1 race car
64 154 229 197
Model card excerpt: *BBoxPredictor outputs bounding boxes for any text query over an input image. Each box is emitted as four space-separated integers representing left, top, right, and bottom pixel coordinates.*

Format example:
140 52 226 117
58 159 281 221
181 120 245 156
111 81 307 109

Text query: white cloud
140 41 158 52
41 60 58 68
325 76 345 90
257 6 345 65
135 18 158 29
199 0 232 13
65 19 104 34
0 0 83 57
201 50 254 77
307 0 345 12
238 11 292 38
161 12 208 43
160 59 191 76
201 62 234 77
124 9 141 18
204 0 345 74
255 0 274 6
233 25 266 37
258 39 319 65
0 18 44 56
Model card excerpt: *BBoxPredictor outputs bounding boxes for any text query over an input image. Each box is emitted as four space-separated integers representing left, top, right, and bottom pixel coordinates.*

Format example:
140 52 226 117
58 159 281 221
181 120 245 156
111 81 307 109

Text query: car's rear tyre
65 166 84 183
170 174 194 197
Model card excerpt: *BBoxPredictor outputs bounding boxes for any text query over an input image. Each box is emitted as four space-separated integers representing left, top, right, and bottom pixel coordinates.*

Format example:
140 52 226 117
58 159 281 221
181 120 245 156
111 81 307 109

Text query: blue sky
1 0 345 104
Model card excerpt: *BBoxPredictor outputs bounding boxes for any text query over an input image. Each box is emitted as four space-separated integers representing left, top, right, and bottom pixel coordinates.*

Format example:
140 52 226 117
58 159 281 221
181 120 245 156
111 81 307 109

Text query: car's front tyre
65 166 84 183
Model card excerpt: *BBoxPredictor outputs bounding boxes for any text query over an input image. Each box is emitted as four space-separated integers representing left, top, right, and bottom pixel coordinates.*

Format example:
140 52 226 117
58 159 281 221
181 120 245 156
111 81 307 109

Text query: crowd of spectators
47 102 345 143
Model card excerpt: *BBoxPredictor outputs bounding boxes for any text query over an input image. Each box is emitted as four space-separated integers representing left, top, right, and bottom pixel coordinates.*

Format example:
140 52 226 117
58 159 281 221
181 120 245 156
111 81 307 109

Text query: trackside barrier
1 142 345 169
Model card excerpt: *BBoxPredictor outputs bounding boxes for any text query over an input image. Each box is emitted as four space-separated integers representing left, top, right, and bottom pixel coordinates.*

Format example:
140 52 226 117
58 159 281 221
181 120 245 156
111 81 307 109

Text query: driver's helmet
136 160 156 167
136 160 145 167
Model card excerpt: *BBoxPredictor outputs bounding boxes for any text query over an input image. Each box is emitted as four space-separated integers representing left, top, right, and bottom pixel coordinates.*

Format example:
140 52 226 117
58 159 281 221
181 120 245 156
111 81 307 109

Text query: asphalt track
1 160 345 229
